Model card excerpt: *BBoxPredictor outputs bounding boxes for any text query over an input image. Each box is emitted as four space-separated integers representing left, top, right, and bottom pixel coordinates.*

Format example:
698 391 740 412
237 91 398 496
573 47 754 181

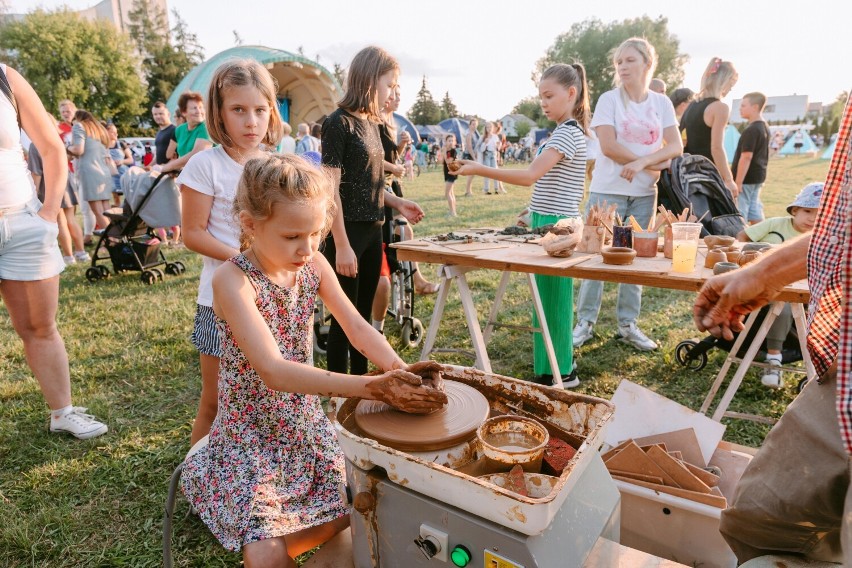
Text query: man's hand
693 266 784 340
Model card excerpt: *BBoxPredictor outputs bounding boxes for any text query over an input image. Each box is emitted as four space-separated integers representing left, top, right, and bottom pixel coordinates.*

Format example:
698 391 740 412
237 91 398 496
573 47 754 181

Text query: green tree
537 16 688 107
333 63 346 89
515 120 532 139
127 1 203 112
440 91 459 120
0 9 145 123
407 76 442 125
512 96 555 128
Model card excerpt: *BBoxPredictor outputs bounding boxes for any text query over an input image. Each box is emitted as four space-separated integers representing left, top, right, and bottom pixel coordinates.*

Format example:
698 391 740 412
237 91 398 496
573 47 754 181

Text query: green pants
531 211 574 376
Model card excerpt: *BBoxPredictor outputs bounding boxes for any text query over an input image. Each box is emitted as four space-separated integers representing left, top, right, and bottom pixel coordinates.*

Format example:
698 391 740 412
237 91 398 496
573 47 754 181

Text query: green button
451 545 471 567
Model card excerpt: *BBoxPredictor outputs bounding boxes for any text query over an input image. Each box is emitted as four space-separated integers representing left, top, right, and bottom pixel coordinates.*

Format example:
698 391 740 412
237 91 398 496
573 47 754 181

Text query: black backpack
658 153 746 237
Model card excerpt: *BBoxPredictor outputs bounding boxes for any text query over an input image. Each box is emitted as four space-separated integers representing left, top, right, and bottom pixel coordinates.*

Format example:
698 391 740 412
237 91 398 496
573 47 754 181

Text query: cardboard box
605 381 755 568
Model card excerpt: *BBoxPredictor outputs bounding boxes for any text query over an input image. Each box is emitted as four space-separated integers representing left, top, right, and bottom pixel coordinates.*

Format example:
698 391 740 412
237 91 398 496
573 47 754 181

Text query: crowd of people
1 36 850 566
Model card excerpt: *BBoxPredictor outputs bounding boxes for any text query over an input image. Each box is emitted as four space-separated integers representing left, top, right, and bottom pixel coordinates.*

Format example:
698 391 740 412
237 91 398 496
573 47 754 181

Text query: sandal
415 281 440 295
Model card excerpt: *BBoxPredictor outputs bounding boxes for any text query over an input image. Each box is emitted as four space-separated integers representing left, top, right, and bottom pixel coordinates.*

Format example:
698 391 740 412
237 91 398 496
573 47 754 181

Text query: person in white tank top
0 64 107 439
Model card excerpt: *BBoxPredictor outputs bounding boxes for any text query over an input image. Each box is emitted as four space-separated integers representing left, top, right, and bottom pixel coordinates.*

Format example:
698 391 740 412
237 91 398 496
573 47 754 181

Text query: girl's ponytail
571 63 591 134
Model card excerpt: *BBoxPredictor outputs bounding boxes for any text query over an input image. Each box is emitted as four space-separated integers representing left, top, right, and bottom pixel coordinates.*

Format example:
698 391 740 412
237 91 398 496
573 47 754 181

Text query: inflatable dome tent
166 46 342 130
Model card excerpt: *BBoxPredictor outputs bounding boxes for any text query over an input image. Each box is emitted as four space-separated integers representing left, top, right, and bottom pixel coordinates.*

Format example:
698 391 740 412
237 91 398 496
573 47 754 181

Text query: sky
9 0 852 119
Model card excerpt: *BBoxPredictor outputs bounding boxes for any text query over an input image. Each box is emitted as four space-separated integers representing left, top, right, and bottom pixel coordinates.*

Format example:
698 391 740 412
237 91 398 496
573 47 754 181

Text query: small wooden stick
697 209 710 223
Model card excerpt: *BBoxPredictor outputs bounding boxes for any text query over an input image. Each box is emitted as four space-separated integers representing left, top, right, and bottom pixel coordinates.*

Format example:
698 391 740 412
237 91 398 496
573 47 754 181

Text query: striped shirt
529 120 587 217
806 92 852 454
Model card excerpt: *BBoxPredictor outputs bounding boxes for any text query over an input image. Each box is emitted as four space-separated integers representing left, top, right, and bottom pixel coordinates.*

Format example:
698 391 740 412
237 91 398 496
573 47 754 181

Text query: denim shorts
190 304 222 357
0 197 64 281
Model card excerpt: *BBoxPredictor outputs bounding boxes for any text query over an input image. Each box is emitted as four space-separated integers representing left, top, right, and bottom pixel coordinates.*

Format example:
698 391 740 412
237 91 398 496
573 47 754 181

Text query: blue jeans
737 183 764 222
481 151 497 192
576 193 656 326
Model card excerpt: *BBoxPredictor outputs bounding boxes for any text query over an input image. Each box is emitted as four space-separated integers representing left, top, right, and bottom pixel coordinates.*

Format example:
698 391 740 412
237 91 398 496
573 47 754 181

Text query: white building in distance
7 0 168 34
500 113 537 137
729 94 810 123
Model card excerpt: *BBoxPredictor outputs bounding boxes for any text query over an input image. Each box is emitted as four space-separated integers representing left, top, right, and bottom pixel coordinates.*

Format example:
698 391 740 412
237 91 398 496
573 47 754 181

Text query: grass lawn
0 154 829 566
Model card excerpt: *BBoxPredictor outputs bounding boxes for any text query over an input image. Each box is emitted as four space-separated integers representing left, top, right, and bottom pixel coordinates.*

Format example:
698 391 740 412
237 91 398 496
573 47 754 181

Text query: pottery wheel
354 381 490 452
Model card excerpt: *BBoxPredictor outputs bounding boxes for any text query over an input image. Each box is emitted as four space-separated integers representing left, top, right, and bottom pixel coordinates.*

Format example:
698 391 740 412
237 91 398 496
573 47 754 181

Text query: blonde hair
234 154 336 251
699 58 737 100
540 63 591 134
612 38 658 106
338 46 399 122
206 59 285 149
73 110 109 146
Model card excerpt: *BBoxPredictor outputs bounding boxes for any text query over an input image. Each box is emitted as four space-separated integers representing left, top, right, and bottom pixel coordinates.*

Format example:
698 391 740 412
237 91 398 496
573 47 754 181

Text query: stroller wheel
85 267 102 283
313 324 329 356
174 261 186 274
400 318 424 349
98 265 110 278
165 263 180 275
141 270 156 285
151 267 165 281
796 377 809 393
675 340 708 371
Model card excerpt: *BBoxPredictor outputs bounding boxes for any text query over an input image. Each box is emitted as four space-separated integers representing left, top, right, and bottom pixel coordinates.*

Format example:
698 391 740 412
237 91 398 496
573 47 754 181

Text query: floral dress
180 254 348 551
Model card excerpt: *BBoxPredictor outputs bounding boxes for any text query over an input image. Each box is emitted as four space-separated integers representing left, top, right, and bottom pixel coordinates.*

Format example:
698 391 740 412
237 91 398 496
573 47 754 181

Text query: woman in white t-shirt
573 37 683 353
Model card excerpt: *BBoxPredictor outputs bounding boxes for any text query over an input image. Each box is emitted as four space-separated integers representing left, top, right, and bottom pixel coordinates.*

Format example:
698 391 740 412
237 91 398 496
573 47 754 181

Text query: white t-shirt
176 146 243 306
529 120 586 217
589 89 677 197
0 65 35 208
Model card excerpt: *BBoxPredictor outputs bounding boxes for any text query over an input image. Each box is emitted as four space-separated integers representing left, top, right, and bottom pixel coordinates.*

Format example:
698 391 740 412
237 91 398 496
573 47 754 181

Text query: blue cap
787 182 824 214
302 151 322 167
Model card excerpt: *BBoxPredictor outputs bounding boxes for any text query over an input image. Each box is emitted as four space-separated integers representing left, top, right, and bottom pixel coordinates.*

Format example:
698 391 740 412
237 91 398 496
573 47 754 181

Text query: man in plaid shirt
694 94 851 564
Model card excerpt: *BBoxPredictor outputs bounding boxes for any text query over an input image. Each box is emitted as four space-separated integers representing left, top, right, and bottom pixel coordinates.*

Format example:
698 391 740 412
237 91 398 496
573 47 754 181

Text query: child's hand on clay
366 369 448 414
405 360 446 394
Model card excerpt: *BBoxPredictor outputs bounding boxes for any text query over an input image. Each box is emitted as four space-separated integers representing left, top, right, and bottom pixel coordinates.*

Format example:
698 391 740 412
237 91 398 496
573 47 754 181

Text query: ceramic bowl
713 262 740 275
704 235 736 248
742 242 772 253
601 246 636 265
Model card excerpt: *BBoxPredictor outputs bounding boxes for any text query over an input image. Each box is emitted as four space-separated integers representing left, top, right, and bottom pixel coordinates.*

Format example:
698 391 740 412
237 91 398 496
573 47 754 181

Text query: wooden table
394 235 813 421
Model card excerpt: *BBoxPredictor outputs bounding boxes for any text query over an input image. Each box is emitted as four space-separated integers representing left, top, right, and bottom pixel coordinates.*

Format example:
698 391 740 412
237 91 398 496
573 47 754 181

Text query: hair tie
709 58 722 74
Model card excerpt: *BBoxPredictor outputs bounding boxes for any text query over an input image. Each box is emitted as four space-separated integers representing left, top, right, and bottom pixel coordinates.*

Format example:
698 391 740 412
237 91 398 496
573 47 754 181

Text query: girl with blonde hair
177 58 285 445
573 37 683 353
680 58 739 194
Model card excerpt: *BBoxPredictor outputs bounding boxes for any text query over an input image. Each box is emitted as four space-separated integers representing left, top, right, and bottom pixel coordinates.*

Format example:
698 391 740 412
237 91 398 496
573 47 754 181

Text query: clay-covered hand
405 360 447 394
365 369 448 414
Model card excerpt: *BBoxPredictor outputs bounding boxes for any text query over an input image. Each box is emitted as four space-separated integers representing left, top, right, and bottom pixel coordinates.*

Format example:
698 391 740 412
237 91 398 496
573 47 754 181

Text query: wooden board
443 242 513 252
645 445 713 494
633 428 707 468
604 442 680 487
611 475 728 508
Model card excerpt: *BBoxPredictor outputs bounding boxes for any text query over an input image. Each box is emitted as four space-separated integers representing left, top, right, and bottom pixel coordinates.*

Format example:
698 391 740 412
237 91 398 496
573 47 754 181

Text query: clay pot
704 235 736 249
725 249 741 263
737 250 762 266
713 262 739 275
742 242 772 253
704 246 728 269
633 231 659 257
601 246 637 265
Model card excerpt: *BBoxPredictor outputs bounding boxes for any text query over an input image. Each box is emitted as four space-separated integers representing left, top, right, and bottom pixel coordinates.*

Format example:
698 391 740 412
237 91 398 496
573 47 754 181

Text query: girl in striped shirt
455 63 589 388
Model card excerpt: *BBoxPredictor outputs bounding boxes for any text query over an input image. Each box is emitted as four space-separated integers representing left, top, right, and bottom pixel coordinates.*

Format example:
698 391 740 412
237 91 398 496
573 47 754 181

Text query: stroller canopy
121 167 181 229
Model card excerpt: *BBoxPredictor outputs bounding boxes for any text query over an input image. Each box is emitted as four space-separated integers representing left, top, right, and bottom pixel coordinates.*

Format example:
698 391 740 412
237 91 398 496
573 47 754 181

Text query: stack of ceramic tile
603 432 726 508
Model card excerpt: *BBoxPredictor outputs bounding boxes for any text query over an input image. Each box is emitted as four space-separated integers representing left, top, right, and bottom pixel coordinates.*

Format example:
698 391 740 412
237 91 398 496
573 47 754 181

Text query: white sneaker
761 360 783 389
50 407 108 439
617 322 658 351
62 255 76 266
573 320 595 347
74 251 91 262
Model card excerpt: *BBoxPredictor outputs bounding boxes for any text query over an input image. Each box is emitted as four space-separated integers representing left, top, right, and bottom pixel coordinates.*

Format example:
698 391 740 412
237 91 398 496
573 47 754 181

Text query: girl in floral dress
180 154 446 567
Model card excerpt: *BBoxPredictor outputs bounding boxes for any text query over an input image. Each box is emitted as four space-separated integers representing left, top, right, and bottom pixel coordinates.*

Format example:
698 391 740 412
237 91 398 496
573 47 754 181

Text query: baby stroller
658 153 747 237
313 218 424 355
86 168 185 285
674 304 808 392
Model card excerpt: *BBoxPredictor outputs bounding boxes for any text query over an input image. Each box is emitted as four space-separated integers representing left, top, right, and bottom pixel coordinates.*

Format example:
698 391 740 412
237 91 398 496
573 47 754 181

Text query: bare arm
735 230 752 242
180 187 241 260
455 147 562 186
9 67 68 221
733 151 753 198
160 138 213 173
327 167 356 277
694 233 810 339
384 192 424 225
707 102 735 190
596 125 641 164
120 145 134 166
383 160 404 177
212 260 446 412
620 125 684 182
165 139 177 161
